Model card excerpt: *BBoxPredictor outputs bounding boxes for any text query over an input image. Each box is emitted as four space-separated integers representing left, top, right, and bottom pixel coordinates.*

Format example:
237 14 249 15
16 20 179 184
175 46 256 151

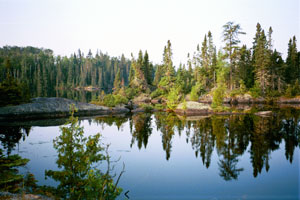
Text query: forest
0 22 299 109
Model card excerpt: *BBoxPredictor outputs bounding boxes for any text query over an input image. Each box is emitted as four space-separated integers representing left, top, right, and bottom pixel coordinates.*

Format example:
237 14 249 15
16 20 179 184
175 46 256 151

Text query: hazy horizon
1 0 299 66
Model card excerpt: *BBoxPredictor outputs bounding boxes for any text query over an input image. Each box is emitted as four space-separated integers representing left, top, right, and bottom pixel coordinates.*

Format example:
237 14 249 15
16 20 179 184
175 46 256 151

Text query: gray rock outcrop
0 97 130 120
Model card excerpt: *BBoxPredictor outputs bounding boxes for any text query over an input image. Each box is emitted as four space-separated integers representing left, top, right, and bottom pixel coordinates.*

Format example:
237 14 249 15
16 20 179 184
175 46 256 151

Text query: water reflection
0 126 31 155
114 109 300 180
0 108 299 184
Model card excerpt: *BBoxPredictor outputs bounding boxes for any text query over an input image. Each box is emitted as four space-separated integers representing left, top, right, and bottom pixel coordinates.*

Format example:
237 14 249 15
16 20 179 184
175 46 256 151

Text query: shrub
167 87 181 110
140 104 154 112
154 104 165 110
125 87 137 100
249 84 261 98
182 99 187 110
229 89 241 97
285 85 293 98
212 83 226 109
92 94 128 107
190 86 199 101
190 83 205 101
150 88 164 99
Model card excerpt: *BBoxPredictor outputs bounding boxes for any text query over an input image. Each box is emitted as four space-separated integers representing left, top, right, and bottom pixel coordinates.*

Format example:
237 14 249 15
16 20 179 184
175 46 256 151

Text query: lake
0 109 299 200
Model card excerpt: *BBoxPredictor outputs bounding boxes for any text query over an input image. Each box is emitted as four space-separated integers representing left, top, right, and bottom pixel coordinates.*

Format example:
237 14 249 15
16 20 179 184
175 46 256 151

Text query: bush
267 90 281 98
150 88 164 99
125 87 138 100
285 85 293 98
229 89 242 97
190 86 199 101
212 83 226 110
249 84 261 98
154 104 165 110
190 83 205 101
140 104 154 112
167 87 181 110
92 94 128 107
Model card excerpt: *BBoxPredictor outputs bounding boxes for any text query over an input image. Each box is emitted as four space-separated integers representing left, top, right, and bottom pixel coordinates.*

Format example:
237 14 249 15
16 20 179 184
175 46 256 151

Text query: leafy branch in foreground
45 105 124 199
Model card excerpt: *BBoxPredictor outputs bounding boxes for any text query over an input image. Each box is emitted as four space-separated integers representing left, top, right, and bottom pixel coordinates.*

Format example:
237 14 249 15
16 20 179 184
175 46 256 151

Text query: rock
175 101 212 116
232 94 252 104
0 97 130 120
177 115 211 121
131 108 145 113
151 99 161 104
133 93 151 104
255 111 273 116
277 97 300 104
252 97 266 104
199 95 213 103
223 97 231 104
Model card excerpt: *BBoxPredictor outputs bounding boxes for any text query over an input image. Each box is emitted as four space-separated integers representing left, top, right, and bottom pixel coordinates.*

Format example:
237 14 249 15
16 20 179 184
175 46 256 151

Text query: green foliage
229 80 247 97
45 107 123 199
0 149 29 193
190 83 205 101
150 88 164 99
125 87 138 100
212 84 226 110
0 59 30 107
140 104 154 112
182 99 187 111
92 94 128 107
166 87 181 110
249 83 262 98
153 103 165 110
285 81 300 98
266 89 281 98
0 47 132 97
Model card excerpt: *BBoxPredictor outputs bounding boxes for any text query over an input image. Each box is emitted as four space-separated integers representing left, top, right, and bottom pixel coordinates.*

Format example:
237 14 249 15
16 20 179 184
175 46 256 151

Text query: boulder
0 97 130 120
133 93 151 104
232 94 252 104
277 97 300 104
199 95 212 103
175 101 212 116
255 111 273 116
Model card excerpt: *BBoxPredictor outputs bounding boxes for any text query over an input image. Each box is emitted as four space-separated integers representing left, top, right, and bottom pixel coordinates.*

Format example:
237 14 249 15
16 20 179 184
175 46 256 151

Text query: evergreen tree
222 21 246 90
253 30 271 95
285 36 298 84
113 68 121 94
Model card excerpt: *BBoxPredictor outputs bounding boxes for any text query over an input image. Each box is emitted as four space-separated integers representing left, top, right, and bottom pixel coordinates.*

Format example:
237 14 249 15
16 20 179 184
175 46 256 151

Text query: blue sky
0 0 299 66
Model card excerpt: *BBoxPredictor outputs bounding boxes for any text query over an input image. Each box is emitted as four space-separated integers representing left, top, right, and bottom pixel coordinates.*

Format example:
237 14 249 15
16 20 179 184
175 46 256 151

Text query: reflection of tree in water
154 109 300 181
250 114 282 177
279 109 300 163
0 126 31 155
189 117 215 168
130 113 152 149
155 112 183 160
93 115 129 130
212 116 244 181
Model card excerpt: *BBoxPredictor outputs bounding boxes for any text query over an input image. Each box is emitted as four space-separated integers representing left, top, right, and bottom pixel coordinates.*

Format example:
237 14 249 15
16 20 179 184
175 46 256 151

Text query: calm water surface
0 109 299 200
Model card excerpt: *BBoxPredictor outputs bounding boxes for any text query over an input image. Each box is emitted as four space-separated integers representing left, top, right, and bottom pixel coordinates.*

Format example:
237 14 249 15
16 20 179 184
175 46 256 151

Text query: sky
0 0 299 66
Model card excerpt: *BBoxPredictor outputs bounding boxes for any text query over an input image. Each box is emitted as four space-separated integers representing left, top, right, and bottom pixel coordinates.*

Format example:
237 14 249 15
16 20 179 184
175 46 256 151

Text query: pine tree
113 68 121 94
222 21 246 90
285 36 298 84
253 30 271 95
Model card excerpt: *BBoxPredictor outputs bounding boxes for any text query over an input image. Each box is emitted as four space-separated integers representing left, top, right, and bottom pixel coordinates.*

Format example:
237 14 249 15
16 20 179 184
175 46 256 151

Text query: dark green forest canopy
0 46 132 97
0 22 299 102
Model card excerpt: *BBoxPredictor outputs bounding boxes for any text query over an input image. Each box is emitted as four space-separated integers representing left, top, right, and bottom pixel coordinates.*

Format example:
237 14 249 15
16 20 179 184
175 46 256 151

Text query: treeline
109 22 300 110
0 46 132 97
1 21 300 106
150 22 300 101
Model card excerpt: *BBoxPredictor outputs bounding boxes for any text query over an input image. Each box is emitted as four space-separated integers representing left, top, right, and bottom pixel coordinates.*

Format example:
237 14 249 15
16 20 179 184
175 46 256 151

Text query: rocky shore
0 97 130 120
